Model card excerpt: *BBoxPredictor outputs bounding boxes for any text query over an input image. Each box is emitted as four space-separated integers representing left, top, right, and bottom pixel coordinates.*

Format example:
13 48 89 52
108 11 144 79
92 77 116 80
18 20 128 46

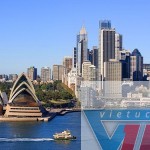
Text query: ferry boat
53 130 76 140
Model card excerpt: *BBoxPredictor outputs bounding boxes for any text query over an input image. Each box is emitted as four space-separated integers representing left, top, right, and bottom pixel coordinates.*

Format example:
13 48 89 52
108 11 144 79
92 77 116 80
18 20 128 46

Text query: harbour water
0 112 81 150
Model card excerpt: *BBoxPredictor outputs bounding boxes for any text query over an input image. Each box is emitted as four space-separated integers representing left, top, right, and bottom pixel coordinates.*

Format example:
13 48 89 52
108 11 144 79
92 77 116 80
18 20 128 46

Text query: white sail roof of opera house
9 73 39 103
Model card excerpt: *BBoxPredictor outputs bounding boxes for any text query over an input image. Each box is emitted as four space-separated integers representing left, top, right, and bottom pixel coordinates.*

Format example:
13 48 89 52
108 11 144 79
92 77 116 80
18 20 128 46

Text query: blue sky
0 0 150 74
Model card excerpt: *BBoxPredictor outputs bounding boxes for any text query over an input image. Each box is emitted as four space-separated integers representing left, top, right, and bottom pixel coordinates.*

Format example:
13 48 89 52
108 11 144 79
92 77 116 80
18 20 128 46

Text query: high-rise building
82 61 96 81
98 20 115 81
73 47 77 68
92 46 98 68
82 61 92 81
88 46 98 69
52 65 63 81
63 56 72 75
104 60 122 81
27 66 37 81
130 49 143 81
119 50 131 80
89 49 93 64
115 33 122 60
41 67 51 82
62 56 72 85
89 65 97 81
98 20 123 83
100 29 115 62
76 26 88 75
104 60 122 97
99 20 111 29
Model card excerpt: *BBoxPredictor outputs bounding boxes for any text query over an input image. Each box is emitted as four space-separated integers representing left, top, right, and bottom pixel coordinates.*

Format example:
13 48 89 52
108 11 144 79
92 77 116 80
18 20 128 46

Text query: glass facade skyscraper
99 20 111 29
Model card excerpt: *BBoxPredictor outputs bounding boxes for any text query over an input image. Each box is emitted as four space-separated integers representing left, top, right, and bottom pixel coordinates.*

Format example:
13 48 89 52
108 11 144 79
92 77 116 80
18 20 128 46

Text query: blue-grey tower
76 26 88 76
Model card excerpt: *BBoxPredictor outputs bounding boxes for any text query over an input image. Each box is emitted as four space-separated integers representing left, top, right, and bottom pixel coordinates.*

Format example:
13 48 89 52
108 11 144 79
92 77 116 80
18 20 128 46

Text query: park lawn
50 99 70 105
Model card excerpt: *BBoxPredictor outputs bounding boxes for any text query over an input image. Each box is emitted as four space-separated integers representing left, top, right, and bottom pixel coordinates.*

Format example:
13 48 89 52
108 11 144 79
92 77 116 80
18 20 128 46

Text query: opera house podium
4 73 46 119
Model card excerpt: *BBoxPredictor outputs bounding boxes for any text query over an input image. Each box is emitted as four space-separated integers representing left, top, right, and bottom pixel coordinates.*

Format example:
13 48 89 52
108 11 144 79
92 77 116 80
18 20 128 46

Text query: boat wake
0 138 54 142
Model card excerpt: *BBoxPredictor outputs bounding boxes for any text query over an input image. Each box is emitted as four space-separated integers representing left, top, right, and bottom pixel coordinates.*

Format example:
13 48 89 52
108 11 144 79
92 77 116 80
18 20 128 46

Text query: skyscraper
98 20 123 83
52 65 63 81
130 49 143 81
73 47 77 68
63 56 72 75
119 50 131 80
27 66 37 81
104 59 122 97
82 61 92 81
92 46 98 68
104 60 122 81
41 67 51 82
82 61 96 81
62 56 72 84
99 20 111 29
88 49 93 64
76 26 88 75
115 33 122 60
98 20 115 81
88 46 98 68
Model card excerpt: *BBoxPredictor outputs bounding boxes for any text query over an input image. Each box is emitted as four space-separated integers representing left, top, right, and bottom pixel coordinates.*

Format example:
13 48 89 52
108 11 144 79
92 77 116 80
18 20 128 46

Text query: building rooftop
132 49 142 56
79 25 87 35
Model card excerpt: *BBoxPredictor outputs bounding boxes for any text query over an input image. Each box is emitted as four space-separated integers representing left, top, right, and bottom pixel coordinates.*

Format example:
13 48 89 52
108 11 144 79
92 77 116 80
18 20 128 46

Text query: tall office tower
119 50 131 80
104 60 122 97
27 66 37 81
115 33 122 60
130 49 143 81
104 60 122 81
88 46 98 68
82 61 96 81
92 46 98 68
76 26 88 76
82 61 92 80
73 47 77 68
89 50 93 64
52 65 63 81
99 20 111 29
98 20 115 81
62 56 72 84
41 67 51 82
63 56 72 75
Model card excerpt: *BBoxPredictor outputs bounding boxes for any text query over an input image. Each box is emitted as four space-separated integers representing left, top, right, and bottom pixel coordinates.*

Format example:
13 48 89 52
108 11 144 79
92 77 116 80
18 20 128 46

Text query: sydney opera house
0 73 47 121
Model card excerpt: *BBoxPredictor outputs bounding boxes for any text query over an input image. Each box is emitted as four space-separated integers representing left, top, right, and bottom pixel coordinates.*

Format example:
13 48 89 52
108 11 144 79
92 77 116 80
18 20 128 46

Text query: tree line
0 81 74 108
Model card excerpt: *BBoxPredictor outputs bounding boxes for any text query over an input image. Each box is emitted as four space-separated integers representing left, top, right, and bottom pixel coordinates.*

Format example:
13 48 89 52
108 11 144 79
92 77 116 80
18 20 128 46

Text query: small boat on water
53 130 76 140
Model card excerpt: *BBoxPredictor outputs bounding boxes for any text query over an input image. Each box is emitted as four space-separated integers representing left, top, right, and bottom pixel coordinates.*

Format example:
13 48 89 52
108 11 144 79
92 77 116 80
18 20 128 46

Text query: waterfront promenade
0 108 81 122
47 108 81 120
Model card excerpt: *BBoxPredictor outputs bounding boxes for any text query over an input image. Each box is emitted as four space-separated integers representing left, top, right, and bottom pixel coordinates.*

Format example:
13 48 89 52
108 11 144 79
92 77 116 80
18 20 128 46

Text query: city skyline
0 0 150 74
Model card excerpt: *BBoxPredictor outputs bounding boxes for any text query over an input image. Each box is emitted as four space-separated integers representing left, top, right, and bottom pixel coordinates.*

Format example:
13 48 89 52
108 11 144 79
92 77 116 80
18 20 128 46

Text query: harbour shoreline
0 108 81 122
